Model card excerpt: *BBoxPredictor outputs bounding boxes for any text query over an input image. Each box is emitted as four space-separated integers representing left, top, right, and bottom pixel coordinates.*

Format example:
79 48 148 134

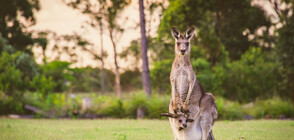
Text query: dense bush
41 61 74 92
244 97 294 119
215 96 244 120
21 92 294 120
30 74 56 98
192 58 215 92
150 60 173 94
99 98 125 118
0 95 24 115
0 52 23 97
213 48 280 102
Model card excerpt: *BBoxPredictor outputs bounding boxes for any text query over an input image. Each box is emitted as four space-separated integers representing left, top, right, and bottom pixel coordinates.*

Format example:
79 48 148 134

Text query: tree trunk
42 48 47 64
109 28 122 98
99 21 105 95
139 0 151 96
292 87 294 105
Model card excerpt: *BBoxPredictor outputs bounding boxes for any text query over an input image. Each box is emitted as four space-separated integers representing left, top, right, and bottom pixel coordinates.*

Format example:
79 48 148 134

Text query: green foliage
158 0 270 60
0 95 24 115
244 97 294 119
0 0 39 53
215 96 243 120
0 52 23 96
213 48 279 102
30 74 56 98
192 58 214 92
71 67 115 92
123 92 170 118
150 59 173 94
123 92 148 118
145 94 169 118
25 92 81 118
41 61 74 92
0 35 39 114
277 12 294 99
99 98 125 118
21 92 294 120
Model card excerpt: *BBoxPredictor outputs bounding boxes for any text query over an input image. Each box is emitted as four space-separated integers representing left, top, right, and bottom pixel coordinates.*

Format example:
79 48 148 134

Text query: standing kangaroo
170 26 202 117
163 27 217 140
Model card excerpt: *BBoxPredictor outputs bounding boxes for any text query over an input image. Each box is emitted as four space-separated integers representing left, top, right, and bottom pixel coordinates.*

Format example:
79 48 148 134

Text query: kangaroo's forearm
171 81 176 104
184 71 196 105
184 78 195 105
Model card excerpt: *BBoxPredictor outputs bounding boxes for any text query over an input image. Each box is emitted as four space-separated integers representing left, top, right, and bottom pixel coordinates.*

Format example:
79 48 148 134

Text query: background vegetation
1 0 294 120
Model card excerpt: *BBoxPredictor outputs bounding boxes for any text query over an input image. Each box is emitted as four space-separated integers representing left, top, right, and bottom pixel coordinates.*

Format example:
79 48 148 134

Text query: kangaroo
170 26 203 118
163 27 218 140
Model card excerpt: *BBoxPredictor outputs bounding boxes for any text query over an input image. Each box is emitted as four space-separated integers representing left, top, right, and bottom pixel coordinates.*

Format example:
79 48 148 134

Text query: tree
66 0 129 97
275 0 294 103
0 0 40 54
67 0 108 95
99 21 106 95
158 0 270 61
139 0 151 96
105 0 129 97
265 0 294 102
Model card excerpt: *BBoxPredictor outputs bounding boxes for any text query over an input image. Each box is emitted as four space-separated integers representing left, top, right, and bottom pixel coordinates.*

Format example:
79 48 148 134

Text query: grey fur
167 27 218 140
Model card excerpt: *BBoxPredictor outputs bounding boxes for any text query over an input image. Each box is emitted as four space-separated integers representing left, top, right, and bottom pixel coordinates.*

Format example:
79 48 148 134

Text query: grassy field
0 119 294 140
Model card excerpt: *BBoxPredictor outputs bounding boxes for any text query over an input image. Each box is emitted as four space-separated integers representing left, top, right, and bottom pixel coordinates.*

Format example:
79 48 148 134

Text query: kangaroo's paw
182 103 189 114
172 104 179 114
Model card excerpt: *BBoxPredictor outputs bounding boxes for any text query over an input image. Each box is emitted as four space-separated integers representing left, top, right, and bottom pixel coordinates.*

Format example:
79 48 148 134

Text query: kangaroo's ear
171 27 181 40
185 27 195 40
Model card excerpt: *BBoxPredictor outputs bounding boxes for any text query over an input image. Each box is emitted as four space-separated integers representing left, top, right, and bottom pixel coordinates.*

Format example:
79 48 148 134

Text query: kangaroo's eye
178 119 182 123
177 42 181 46
185 42 189 46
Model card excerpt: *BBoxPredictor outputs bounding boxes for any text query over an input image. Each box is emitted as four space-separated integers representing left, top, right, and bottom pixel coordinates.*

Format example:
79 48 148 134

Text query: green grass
0 119 294 140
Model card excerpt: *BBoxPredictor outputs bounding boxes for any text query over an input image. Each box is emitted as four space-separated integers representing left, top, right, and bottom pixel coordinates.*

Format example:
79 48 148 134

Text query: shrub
213 48 279 102
21 92 294 120
99 98 125 118
124 92 148 118
215 96 244 120
245 97 294 119
0 52 23 96
30 74 56 98
145 94 170 119
192 58 215 92
0 95 24 115
150 59 173 94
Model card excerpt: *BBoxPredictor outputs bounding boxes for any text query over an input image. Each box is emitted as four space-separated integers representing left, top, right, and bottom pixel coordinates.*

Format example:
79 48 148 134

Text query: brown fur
168 27 218 140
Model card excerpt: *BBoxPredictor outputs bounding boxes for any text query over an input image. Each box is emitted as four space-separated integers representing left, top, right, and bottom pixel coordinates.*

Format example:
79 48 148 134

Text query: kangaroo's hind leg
200 114 213 140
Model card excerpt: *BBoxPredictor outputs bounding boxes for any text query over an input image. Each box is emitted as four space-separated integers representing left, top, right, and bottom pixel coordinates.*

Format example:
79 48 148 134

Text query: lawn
0 119 294 140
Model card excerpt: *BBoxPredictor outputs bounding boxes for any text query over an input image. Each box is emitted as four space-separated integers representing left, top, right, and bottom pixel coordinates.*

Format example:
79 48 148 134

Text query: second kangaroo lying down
161 93 218 140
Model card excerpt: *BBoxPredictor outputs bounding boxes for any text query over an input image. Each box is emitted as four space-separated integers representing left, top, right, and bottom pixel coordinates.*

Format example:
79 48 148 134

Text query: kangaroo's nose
183 124 187 128
181 50 185 53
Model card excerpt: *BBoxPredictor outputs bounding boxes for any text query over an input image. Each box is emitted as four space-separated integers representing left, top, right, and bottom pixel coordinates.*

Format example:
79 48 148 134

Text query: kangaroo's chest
174 67 190 98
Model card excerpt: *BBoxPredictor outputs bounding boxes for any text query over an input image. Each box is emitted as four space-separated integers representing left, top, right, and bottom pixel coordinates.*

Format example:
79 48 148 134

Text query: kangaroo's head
160 113 194 131
171 27 195 56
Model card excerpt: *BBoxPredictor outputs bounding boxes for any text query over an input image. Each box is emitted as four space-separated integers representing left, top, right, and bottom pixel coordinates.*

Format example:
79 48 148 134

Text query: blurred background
0 0 294 120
